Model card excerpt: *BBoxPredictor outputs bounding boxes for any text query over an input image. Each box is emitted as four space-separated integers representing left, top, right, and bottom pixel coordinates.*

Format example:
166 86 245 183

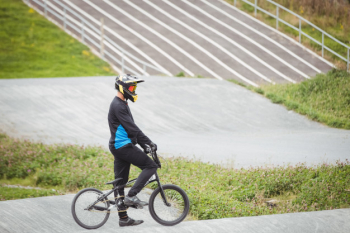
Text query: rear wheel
149 184 189 226
71 188 110 229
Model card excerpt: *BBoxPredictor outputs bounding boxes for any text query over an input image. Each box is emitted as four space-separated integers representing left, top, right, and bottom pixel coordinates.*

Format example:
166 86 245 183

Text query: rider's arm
116 105 152 149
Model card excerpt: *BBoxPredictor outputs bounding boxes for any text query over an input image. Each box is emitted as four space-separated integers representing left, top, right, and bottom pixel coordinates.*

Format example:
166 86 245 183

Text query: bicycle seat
105 178 123 185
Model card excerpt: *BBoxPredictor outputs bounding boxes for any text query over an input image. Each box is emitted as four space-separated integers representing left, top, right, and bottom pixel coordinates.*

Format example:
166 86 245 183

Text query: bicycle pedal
128 204 143 209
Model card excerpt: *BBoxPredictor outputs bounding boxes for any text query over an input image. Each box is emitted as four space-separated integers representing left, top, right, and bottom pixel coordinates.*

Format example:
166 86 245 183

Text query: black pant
109 143 158 217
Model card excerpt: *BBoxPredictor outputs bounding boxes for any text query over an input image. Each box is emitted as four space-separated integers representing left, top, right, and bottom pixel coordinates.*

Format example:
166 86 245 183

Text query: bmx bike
71 146 190 229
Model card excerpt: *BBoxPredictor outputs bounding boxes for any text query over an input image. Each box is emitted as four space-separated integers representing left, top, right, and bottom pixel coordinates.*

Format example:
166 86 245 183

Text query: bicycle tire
71 188 110 229
149 184 189 226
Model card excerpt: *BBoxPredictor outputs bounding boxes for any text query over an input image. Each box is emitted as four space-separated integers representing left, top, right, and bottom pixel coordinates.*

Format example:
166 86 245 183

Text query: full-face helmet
115 74 144 102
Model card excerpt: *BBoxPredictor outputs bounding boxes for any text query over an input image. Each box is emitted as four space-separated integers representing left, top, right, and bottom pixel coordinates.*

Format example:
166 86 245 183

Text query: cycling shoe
119 217 144 227
124 195 148 209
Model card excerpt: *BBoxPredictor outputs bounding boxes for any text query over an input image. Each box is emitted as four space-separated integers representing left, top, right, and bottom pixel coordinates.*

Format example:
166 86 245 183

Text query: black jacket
108 97 152 150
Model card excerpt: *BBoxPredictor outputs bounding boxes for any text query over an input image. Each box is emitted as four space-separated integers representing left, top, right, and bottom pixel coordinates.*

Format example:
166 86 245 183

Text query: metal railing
234 0 350 72
23 0 166 76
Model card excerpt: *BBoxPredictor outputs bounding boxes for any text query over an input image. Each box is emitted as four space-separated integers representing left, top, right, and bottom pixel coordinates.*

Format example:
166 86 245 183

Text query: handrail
51 0 162 71
22 0 166 75
50 0 160 73
233 0 350 72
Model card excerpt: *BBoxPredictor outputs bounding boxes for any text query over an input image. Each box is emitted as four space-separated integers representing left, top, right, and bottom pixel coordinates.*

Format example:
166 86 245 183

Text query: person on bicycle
108 74 158 227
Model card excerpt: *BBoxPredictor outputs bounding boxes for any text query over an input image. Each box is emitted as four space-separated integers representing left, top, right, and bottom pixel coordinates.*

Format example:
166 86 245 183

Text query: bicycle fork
155 172 171 207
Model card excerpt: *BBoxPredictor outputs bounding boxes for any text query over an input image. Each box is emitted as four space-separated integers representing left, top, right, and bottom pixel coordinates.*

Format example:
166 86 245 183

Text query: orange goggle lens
128 85 136 92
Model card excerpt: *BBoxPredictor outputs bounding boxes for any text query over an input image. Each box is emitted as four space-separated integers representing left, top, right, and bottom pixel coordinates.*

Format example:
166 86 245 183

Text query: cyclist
108 74 158 227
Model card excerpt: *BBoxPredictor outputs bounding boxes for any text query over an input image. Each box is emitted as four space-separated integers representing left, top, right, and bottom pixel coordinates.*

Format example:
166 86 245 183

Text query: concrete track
28 0 334 85
1 77 349 232
0 76 349 168
0 193 349 233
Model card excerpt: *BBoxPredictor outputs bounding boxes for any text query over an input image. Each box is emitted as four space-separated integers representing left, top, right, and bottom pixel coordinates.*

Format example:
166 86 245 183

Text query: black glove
143 145 151 154
150 142 157 152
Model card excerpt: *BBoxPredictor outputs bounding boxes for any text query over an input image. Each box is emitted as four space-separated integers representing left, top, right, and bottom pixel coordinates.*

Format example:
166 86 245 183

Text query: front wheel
71 188 110 229
149 184 190 226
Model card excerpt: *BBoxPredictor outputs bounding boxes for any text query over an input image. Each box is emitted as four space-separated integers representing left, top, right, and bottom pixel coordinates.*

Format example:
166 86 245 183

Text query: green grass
0 186 59 201
227 0 350 69
1 133 349 219
229 69 350 129
0 0 115 79
174 71 208 78
267 69 349 129
176 71 186 77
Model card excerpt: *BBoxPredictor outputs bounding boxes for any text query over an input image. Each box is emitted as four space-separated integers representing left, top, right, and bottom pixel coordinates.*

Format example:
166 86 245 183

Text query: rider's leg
112 150 131 219
113 157 130 198
125 144 158 197
111 144 157 207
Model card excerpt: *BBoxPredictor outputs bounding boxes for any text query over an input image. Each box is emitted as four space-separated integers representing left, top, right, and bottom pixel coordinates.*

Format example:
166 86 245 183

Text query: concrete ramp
0 193 349 233
0 189 159 233
0 77 349 232
0 76 349 168
27 0 333 86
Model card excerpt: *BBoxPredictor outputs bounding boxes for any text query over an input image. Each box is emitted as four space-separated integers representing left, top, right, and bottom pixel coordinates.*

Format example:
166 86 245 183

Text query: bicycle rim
72 188 110 229
149 184 189 226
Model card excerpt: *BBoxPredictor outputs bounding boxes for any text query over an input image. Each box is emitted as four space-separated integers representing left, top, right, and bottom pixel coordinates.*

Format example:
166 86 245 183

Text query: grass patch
1 133 349 218
229 69 350 129
176 71 186 77
261 69 350 129
227 0 350 70
0 186 59 201
0 0 115 79
228 79 249 88
174 71 208 78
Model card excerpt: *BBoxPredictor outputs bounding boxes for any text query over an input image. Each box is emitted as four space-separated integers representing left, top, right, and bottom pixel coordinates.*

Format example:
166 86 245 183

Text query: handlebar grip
144 144 152 153
145 144 161 168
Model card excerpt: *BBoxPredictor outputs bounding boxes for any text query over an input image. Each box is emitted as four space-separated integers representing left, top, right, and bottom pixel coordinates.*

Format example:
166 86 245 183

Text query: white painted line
216 0 334 69
122 0 223 80
104 0 194 77
45 0 147 75
111 65 122 74
183 0 298 83
104 41 146 75
147 0 259 87
188 1 307 82
63 0 171 76
162 0 272 85
83 0 190 77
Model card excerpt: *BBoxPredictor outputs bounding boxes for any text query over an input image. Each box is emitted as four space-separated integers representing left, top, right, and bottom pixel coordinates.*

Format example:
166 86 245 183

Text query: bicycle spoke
153 189 185 222
74 191 108 227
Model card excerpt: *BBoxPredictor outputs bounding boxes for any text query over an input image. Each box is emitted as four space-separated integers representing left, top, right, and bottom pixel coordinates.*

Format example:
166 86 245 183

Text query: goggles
128 85 137 93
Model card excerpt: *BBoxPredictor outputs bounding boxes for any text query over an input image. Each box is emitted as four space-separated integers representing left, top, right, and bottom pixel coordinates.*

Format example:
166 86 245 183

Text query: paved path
0 77 349 232
0 76 349 168
0 193 349 233
27 0 333 86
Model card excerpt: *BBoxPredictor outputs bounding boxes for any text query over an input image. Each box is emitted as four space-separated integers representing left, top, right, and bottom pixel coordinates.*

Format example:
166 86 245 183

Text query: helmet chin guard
115 74 144 102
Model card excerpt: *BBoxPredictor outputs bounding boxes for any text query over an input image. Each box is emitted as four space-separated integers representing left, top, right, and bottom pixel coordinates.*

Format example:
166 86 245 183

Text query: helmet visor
128 85 136 93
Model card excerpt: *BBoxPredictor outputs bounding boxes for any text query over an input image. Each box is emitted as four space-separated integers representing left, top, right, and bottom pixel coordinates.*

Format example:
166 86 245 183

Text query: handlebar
145 145 161 168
